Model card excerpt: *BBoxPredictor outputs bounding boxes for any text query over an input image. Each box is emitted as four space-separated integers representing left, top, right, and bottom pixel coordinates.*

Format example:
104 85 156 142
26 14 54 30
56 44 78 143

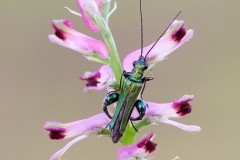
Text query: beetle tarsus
130 120 139 132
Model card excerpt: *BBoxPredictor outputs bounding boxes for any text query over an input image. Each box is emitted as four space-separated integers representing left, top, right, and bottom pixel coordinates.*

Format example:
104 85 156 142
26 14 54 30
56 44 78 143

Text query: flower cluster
45 0 200 160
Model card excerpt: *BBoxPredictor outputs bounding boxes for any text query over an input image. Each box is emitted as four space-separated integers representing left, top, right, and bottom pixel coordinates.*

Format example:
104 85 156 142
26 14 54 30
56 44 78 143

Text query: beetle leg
130 120 139 132
130 99 147 121
140 77 154 100
123 70 131 77
140 78 147 100
98 123 110 135
103 92 119 119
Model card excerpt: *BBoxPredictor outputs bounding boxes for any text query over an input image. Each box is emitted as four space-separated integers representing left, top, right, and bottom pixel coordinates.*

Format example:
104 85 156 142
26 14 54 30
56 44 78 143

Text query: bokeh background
1 0 239 159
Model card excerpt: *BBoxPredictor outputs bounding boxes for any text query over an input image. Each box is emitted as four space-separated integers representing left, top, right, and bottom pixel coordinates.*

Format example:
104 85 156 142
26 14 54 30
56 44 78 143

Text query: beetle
102 0 182 143
103 56 153 143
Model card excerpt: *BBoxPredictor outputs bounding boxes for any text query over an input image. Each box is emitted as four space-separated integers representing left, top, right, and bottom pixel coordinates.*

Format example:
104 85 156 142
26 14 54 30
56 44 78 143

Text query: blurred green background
1 0 239 159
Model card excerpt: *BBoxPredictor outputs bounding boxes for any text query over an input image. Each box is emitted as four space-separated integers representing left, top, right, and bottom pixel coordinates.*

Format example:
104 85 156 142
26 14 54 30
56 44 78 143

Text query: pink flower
117 132 157 160
44 113 110 160
76 0 111 32
145 95 201 133
123 20 193 72
48 19 109 59
79 65 115 92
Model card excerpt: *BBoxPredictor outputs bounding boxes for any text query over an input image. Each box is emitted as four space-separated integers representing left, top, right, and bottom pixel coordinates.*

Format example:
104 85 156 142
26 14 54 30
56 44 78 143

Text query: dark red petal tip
145 140 157 153
55 30 66 40
173 102 192 116
48 128 66 140
137 132 157 153
52 19 74 41
172 26 186 42
80 71 101 87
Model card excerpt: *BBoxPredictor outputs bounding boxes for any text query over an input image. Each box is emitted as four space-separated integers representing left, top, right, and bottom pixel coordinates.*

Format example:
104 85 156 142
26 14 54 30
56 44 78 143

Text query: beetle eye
143 64 148 70
133 61 137 67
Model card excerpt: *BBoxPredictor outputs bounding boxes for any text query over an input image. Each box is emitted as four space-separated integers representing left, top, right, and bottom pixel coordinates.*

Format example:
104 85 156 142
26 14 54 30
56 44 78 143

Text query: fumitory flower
76 0 113 32
48 19 109 60
137 95 201 133
123 20 193 71
44 113 110 160
79 65 115 92
117 132 157 160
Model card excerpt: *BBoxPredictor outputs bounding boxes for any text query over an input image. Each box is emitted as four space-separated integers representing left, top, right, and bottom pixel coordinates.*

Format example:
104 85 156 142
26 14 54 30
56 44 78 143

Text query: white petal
50 134 88 160
159 119 201 133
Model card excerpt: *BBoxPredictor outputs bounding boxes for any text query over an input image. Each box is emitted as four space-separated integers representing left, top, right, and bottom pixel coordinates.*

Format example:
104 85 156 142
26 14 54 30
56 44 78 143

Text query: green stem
94 14 123 82
135 118 152 131
95 14 139 146
98 128 110 136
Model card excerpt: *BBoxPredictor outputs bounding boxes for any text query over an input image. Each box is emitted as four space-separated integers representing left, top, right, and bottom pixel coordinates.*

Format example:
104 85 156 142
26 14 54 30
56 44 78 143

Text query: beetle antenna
140 0 144 58
144 10 182 60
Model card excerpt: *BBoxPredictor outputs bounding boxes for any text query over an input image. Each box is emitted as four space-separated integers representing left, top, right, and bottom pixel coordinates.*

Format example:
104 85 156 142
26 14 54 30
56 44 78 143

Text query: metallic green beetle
102 0 181 143
103 56 153 143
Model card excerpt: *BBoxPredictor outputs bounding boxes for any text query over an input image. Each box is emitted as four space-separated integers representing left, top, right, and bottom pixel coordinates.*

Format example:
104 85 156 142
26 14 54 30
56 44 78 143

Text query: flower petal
77 0 100 32
136 132 157 153
48 19 109 59
146 95 194 118
144 95 201 133
76 0 111 32
44 113 110 140
79 65 115 92
117 132 157 160
173 95 193 116
123 20 193 72
159 119 201 133
80 70 101 91
50 134 88 160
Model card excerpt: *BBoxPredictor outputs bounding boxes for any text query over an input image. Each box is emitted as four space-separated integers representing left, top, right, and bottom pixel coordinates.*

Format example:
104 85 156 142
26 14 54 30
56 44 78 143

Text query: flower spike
46 1 200 159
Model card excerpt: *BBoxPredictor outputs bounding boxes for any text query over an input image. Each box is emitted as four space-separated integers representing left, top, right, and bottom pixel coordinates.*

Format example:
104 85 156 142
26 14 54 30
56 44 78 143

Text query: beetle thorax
130 57 148 82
